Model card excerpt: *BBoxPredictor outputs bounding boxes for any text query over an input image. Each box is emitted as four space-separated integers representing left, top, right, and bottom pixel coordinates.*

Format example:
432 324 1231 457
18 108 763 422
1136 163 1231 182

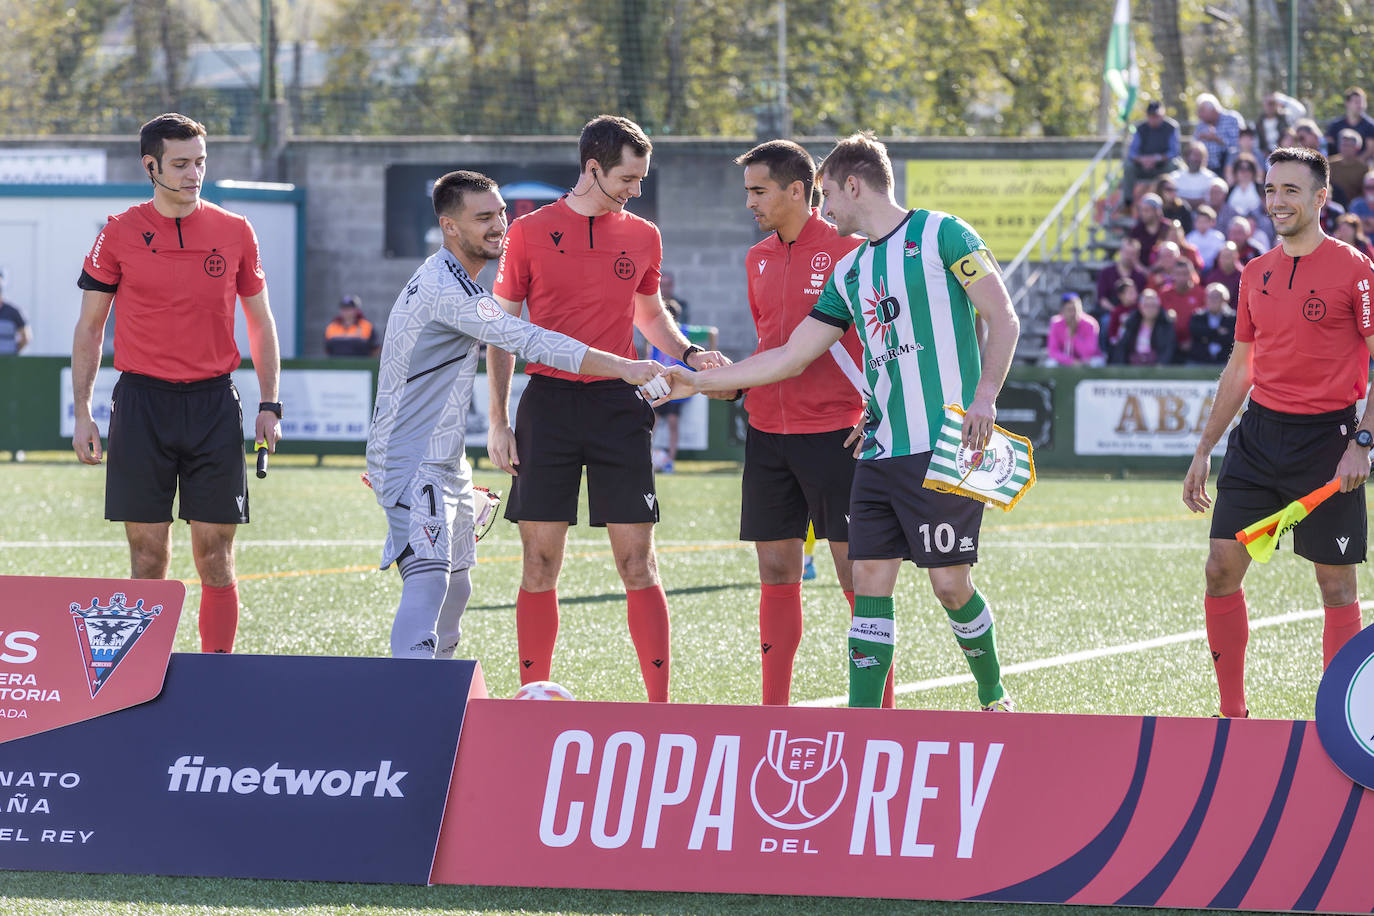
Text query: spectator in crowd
1111 287 1177 366
1045 292 1105 368
323 295 380 357
1204 241 1243 305
1349 173 1374 236
1148 240 1182 290
1095 237 1149 315
1186 204 1226 270
1226 216 1266 263
1188 282 1236 365
646 294 689 474
1333 212 1374 258
1254 91 1305 155
1224 128 1264 185
1294 118 1327 155
1160 258 1206 351
1167 220 1205 273
1319 198 1348 237
1325 87 1374 161
1155 176 1194 233
1328 129 1371 205
1223 155 1271 239
1195 93 1245 173
1101 276 1140 350
661 270 690 325
1131 194 1171 257
1172 142 1218 208
1211 177 1238 228
1121 100 1183 214
0 268 31 355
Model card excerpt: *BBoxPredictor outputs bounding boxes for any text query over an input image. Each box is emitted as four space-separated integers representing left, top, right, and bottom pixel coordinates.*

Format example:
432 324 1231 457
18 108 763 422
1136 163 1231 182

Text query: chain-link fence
0 1 1371 140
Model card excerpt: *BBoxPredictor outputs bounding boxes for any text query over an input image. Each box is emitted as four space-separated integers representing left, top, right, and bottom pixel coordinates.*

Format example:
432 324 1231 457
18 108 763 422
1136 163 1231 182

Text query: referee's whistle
255 440 269 479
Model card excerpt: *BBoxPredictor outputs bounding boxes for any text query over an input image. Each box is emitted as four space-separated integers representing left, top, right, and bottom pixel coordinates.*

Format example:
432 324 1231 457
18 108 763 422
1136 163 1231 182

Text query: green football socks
848 595 895 707
945 590 1004 706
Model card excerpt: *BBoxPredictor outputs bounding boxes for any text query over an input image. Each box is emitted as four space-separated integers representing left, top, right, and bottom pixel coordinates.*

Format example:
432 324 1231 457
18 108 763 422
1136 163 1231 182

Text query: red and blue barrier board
432 700 1372 912
0 576 486 884
3 575 1372 912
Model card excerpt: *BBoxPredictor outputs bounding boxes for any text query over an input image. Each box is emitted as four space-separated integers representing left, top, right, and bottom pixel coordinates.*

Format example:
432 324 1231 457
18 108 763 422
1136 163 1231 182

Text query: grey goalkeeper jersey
366 247 589 507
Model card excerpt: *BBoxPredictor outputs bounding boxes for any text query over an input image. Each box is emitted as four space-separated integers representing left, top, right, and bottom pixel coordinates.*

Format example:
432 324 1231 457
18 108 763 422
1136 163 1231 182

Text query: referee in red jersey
71 113 283 654
1185 146 1373 717
486 115 726 701
734 140 867 706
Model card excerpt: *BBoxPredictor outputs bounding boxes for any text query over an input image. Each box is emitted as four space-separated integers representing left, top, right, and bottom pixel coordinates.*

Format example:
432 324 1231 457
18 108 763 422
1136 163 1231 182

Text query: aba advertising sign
1074 379 1233 456
434 701 1373 912
0 654 484 883
0 575 182 743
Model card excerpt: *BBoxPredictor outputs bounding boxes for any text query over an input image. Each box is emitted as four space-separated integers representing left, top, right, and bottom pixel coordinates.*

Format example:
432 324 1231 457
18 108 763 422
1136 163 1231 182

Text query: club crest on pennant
70 593 162 698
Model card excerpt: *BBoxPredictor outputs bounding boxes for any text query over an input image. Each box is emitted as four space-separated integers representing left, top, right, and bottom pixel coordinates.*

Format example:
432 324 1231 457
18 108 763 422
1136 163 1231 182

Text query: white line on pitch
0 538 1197 551
794 604 1357 708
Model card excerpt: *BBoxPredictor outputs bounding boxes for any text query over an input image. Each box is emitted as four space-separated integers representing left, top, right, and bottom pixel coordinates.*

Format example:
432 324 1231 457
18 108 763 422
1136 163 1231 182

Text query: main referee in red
71 113 283 653
734 139 867 706
486 114 725 701
1184 146 1372 717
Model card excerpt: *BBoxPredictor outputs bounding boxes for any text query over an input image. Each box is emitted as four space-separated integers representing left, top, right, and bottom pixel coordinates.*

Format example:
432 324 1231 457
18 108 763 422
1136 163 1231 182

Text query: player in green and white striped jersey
654 132 1020 710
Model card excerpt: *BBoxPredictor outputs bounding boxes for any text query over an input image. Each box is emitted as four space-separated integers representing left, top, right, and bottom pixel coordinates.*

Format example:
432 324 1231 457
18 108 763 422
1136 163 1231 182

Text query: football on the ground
513 680 575 701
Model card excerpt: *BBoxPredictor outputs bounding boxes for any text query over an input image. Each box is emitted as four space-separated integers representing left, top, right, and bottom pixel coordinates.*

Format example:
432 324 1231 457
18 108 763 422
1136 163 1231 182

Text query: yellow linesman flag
923 405 1036 511
1235 478 1340 563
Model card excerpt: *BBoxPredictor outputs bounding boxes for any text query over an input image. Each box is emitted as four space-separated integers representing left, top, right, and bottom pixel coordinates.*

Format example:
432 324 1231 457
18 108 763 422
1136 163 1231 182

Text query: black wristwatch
682 344 705 365
258 401 283 419
1355 429 1373 449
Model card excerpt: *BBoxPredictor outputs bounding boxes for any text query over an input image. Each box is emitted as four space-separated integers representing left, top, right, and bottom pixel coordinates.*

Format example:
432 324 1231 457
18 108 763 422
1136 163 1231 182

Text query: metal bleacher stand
1002 137 1127 363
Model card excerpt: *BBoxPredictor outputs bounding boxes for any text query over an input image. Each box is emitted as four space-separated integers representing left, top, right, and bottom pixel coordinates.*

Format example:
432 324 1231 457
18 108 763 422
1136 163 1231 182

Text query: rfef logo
749 730 847 830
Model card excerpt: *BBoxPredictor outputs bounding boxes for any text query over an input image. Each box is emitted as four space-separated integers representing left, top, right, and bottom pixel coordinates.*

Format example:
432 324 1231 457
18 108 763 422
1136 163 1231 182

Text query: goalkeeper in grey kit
367 170 666 658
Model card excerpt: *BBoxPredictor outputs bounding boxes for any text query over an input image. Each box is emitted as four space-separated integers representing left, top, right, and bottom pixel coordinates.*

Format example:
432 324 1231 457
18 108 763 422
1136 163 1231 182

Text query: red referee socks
1205 589 1249 718
1323 601 1363 669
846 589 894 708
627 585 671 702
516 588 559 684
759 582 803 705
198 582 238 653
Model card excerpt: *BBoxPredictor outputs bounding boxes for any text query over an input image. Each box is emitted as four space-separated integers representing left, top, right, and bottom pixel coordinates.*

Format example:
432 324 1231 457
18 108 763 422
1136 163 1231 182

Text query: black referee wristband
258 401 283 419
682 344 705 365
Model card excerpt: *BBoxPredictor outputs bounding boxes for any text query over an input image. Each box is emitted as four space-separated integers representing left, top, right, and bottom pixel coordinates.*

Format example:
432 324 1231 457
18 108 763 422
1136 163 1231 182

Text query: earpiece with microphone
589 164 622 207
146 161 182 194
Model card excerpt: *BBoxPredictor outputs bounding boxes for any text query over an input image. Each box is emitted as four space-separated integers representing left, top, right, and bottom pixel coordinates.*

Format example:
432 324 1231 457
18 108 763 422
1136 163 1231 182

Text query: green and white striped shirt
810 208 987 459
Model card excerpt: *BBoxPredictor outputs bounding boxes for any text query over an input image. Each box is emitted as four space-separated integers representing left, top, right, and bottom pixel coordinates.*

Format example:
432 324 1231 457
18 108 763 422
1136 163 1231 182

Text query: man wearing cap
0 269 31 355
1121 100 1182 211
324 295 380 357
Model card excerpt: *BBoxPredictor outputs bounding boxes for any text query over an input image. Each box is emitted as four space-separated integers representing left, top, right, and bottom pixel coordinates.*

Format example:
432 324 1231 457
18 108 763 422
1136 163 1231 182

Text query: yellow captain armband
949 249 998 289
